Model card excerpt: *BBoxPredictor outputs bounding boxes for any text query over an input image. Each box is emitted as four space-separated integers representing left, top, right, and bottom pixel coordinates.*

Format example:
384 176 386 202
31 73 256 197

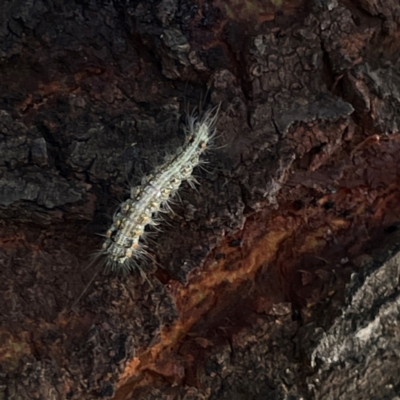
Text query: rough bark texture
1 0 400 399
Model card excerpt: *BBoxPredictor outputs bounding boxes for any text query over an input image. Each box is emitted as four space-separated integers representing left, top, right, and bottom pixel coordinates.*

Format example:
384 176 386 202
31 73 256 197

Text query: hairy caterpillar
99 105 219 274
69 106 219 310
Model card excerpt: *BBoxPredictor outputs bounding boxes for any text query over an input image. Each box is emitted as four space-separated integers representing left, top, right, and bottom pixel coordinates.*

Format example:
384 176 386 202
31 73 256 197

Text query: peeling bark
1 0 400 399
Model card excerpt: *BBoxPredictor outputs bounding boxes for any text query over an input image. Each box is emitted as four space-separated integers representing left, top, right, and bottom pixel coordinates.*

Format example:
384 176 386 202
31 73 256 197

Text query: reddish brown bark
1 0 400 399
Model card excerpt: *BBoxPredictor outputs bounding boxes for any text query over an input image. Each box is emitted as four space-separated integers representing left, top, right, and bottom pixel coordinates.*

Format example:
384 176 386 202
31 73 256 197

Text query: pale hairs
71 105 219 309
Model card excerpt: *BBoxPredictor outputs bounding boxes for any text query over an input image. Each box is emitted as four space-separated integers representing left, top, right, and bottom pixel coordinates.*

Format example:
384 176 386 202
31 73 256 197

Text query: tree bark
1 0 400 399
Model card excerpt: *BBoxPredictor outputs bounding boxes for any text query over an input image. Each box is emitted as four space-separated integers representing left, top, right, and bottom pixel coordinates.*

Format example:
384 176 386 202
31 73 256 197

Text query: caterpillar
99 105 219 275
68 106 220 311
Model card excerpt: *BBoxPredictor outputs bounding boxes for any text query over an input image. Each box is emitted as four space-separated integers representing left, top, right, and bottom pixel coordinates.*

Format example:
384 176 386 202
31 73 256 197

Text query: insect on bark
101 105 220 274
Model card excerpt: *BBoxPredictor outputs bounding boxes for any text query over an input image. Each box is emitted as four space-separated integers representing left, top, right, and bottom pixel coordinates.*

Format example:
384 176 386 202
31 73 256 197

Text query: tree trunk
1 0 400 399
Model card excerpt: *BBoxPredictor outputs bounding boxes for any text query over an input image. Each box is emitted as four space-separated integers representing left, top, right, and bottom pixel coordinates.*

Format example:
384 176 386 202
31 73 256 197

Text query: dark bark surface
1 0 400 399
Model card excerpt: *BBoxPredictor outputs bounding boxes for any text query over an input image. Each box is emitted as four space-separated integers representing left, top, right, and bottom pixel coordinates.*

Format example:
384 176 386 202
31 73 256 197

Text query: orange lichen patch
121 357 141 379
170 226 291 332
297 226 329 252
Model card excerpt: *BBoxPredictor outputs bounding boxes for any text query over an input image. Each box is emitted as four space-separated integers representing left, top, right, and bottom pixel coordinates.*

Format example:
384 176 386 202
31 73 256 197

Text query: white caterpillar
100 106 219 274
